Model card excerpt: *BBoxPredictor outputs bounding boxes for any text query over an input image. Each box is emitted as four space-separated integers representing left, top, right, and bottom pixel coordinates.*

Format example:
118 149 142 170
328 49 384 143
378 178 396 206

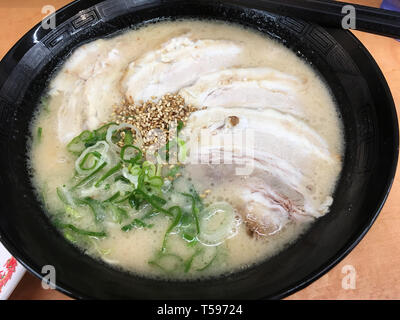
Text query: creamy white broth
29 20 343 280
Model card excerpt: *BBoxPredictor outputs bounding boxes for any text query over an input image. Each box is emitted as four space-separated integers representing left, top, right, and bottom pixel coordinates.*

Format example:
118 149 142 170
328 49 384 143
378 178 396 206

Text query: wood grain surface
1 0 398 300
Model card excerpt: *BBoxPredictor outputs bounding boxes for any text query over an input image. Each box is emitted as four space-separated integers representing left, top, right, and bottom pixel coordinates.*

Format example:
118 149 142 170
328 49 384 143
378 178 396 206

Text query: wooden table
1 0 399 300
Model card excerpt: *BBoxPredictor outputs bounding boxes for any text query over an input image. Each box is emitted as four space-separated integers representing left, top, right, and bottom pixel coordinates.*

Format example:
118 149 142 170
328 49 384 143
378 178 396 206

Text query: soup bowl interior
0 0 397 299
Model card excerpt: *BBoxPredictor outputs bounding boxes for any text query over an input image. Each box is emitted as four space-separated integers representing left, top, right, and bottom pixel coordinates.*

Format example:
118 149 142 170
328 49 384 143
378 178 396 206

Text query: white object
0 242 25 300
180 67 307 118
122 36 243 103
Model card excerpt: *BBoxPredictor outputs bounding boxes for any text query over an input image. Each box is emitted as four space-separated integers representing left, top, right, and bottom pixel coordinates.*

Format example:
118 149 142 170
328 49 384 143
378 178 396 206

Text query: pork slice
179 68 307 117
122 36 243 103
182 107 339 237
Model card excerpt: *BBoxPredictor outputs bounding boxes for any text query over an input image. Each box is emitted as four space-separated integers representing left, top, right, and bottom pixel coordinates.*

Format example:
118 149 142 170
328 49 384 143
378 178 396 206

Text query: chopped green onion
177 120 184 133
106 123 143 151
124 130 134 145
148 176 164 188
121 219 153 232
182 193 201 235
103 191 121 203
77 197 107 222
114 191 133 204
65 205 81 219
114 175 131 184
78 151 101 171
93 122 117 141
148 253 184 273
134 189 172 217
177 138 187 162
136 171 145 190
167 165 181 177
184 249 202 273
197 202 238 246
67 130 94 155
195 247 218 271
57 223 106 238
129 164 142 176
107 203 128 224
40 95 50 114
142 161 156 177
72 162 107 189
161 206 182 252
150 194 167 206
75 141 109 176
187 187 204 210
128 192 144 210
141 209 159 220
95 162 122 187
37 127 42 142
121 145 142 164
64 229 78 243
56 187 75 206
56 122 236 271
121 167 139 188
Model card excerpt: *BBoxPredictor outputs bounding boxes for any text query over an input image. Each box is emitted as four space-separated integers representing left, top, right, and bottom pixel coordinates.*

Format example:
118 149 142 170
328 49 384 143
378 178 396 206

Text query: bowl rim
0 0 398 300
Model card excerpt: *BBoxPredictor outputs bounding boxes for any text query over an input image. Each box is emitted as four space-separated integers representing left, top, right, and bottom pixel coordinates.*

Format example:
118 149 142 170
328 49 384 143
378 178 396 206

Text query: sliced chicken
182 107 341 237
179 68 308 117
121 36 243 103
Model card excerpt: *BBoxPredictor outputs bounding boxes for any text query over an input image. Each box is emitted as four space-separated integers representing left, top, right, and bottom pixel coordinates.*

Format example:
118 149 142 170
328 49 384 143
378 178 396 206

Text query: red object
0 257 18 293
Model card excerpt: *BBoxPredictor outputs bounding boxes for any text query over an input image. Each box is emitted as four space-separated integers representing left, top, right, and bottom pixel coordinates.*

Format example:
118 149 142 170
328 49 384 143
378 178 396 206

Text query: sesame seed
112 93 205 150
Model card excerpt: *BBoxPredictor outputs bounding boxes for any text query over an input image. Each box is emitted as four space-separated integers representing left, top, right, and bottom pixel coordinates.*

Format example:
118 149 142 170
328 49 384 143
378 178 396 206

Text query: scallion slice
95 162 122 187
124 130 134 146
106 123 143 151
182 193 201 235
37 127 43 142
103 191 121 203
121 145 142 164
142 161 156 177
75 141 109 176
134 189 172 217
121 219 153 232
57 223 107 238
161 206 182 252
147 176 164 188
148 253 184 273
107 203 128 224
67 130 94 155
72 162 107 189
56 186 75 206
197 202 240 246
77 197 107 222
78 151 101 171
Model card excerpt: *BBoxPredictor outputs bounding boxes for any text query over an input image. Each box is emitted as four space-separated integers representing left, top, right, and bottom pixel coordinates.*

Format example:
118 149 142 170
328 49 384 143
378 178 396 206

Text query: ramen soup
29 20 344 279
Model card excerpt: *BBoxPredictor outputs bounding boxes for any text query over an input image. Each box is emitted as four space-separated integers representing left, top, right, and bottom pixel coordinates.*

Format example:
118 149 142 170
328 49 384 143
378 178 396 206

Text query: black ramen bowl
0 0 397 299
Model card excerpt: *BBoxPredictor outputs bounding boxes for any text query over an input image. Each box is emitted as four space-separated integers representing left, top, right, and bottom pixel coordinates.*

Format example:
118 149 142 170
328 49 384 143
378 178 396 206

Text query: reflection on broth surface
29 20 344 279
